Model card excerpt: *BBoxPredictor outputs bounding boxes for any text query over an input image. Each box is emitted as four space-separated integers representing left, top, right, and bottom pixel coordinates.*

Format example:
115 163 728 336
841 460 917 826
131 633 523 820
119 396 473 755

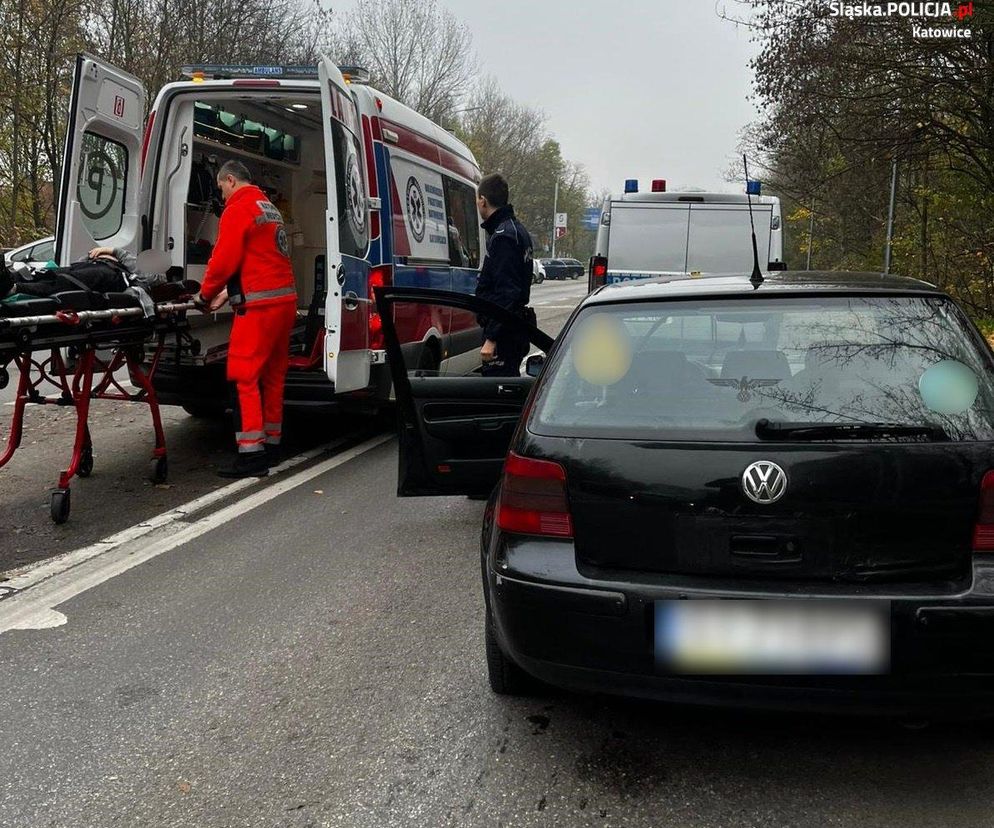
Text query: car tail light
589 256 608 289
974 471 994 551
367 265 392 350
497 453 573 538
140 110 155 174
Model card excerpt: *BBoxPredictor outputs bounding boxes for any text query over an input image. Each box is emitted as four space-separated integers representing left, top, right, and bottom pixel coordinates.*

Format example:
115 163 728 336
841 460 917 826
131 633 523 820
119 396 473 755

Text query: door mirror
525 354 545 377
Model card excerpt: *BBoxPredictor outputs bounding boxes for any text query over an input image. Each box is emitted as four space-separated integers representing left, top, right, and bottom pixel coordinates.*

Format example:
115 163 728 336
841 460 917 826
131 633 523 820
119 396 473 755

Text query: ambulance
55 55 485 415
588 180 784 292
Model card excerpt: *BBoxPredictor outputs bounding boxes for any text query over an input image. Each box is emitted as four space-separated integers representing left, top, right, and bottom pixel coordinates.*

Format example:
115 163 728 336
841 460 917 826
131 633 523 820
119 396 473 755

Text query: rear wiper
754 419 949 441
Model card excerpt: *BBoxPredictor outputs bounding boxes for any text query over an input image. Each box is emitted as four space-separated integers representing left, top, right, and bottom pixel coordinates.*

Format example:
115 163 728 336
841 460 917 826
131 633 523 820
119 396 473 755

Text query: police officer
475 173 533 376
194 160 297 478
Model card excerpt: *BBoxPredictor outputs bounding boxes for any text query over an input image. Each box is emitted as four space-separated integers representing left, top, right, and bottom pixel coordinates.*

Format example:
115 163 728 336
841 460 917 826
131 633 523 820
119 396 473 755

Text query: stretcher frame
0 300 198 523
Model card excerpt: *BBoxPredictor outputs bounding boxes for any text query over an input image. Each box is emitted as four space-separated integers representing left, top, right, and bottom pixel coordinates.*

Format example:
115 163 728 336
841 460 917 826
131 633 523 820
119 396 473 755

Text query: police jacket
475 204 532 341
201 184 297 310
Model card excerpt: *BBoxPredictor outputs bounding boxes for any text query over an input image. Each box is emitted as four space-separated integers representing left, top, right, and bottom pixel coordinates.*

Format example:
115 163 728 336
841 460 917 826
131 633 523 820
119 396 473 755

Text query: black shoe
264 443 282 467
217 451 269 478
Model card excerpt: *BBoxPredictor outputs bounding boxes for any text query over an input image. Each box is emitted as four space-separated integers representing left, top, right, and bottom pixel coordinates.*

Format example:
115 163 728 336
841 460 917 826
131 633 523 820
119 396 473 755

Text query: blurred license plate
655 600 889 675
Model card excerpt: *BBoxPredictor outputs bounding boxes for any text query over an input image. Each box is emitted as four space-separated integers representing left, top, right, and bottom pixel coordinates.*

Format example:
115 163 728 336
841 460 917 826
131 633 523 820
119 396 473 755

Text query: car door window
33 239 54 262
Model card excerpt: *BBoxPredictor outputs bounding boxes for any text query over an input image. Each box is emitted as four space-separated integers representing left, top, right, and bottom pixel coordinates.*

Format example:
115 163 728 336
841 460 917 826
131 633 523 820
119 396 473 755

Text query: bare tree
332 0 475 122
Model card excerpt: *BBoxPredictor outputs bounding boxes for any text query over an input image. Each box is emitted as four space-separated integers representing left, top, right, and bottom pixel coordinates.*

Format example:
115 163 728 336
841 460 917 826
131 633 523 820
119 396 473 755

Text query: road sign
582 208 600 230
555 226 567 240
555 212 568 228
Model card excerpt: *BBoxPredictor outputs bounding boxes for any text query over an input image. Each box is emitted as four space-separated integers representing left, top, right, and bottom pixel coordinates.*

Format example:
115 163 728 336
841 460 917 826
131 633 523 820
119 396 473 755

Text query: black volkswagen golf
375 272 994 716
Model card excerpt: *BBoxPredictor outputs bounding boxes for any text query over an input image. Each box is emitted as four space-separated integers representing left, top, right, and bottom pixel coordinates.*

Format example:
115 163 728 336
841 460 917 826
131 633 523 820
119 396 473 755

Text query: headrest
720 350 790 381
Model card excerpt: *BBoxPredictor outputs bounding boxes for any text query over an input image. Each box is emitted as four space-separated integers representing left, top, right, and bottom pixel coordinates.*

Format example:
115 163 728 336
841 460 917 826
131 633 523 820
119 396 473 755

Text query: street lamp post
551 180 559 258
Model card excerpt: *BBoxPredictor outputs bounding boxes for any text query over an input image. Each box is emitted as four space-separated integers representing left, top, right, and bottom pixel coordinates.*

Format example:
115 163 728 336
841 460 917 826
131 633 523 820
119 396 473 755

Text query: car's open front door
55 54 146 266
319 54 370 393
374 287 555 497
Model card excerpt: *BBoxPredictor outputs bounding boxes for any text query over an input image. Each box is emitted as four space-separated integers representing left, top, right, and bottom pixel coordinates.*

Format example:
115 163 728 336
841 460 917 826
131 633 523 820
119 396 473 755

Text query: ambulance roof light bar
179 64 371 83
181 64 319 81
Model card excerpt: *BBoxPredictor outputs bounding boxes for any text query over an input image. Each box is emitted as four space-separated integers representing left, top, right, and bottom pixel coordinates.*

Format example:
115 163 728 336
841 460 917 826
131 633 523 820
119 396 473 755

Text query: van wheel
485 615 538 696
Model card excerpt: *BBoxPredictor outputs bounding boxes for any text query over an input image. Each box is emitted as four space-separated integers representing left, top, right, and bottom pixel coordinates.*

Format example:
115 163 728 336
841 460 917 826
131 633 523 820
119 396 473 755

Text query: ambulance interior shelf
193 102 301 167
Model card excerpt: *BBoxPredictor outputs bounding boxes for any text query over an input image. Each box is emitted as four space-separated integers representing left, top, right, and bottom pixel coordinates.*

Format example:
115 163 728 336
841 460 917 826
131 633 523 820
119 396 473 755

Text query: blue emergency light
624 179 639 194
746 180 762 196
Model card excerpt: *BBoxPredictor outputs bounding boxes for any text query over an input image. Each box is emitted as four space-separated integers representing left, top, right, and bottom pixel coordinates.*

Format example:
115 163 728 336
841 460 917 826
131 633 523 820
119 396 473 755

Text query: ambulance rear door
319 55 371 393
55 53 146 266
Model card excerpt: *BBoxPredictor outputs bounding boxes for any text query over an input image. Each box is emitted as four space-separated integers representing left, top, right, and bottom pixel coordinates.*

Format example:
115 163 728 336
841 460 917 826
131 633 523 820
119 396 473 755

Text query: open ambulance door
374 287 555 498
55 54 146 266
319 55 370 393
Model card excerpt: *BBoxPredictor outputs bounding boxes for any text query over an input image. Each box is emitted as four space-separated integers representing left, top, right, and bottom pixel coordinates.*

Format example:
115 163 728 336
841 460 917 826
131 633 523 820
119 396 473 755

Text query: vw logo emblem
742 461 787 504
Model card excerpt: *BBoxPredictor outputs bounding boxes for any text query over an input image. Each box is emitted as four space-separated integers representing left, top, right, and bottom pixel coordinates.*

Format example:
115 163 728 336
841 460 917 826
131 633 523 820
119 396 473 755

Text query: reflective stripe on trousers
264 422 282 445
236 430 266 453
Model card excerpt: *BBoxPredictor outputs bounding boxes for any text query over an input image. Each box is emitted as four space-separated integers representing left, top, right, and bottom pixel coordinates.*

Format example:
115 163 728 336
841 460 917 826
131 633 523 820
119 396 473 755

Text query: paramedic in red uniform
193 160 297 478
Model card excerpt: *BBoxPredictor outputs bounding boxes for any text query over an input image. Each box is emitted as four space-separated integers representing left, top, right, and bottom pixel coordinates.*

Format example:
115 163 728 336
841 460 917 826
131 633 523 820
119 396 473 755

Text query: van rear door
686 202 773 272
319 55 370 393
55 54 146 266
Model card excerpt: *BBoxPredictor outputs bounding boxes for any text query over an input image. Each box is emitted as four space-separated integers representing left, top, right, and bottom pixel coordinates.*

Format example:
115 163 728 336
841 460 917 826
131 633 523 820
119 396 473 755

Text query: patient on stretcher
1 249 197 314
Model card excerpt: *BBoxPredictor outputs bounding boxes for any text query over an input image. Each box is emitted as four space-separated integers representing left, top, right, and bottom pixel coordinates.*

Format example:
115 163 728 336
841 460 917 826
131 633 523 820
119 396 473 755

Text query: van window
77 132 128 240
531 296 994 442
443 177 480 268
330 121 367 258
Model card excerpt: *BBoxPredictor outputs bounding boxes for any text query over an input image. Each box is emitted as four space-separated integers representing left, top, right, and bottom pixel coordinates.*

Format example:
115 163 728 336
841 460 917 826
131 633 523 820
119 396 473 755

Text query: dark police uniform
476 204 533 377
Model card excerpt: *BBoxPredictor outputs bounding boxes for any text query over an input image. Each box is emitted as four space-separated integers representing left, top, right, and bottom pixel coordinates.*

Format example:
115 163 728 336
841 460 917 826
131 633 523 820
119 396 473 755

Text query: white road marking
0 435 359 591
0 433 392 633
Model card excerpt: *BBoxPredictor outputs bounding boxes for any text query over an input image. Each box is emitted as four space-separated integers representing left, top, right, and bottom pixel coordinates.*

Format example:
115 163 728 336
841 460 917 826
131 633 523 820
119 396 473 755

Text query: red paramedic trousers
227 302 297 454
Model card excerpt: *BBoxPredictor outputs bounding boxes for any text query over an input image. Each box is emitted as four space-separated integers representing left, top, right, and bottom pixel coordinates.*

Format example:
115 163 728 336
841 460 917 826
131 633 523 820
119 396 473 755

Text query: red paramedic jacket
201 184 296 309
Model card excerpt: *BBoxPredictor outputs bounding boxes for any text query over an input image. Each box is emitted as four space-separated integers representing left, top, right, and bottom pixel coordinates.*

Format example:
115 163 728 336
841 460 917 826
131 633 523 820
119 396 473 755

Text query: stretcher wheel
151 456 168 484
78 447 94 478
0 366 8 390
50 489 71 524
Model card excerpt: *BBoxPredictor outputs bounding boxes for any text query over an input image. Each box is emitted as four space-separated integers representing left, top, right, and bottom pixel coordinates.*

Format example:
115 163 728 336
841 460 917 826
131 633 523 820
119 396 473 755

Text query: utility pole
551 180 559 257
806 198 815 271
884 157 898 275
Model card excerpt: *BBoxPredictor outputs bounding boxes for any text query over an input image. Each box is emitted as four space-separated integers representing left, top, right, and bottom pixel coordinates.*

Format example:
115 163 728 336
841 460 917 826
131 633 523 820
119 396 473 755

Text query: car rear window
530 295 994 441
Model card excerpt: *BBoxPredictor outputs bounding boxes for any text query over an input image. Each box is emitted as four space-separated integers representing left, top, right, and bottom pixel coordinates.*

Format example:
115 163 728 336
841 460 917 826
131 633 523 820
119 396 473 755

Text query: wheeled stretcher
0 289 200 524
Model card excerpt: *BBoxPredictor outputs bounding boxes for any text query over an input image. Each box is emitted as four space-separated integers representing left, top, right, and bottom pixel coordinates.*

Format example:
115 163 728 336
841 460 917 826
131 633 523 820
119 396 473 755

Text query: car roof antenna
743 154 765 287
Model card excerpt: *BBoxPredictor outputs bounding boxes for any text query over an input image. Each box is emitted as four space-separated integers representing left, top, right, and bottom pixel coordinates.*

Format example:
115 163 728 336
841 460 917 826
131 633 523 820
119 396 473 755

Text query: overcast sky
340 0 762 197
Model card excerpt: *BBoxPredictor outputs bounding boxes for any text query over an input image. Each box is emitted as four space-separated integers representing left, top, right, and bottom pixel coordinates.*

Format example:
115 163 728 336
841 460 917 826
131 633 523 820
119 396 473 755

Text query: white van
588 185 784 291
55 55 485 416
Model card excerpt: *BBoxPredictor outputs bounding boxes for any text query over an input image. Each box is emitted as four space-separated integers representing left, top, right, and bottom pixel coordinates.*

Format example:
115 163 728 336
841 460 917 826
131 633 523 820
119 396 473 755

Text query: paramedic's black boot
264 443 282 468
217 450 269 479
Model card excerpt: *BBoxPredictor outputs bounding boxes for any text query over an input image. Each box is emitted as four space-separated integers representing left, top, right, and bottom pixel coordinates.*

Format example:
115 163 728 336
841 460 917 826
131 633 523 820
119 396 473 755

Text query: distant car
378 271 994 717
540 257 583 280
532 259 545 284
4 235 55 270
